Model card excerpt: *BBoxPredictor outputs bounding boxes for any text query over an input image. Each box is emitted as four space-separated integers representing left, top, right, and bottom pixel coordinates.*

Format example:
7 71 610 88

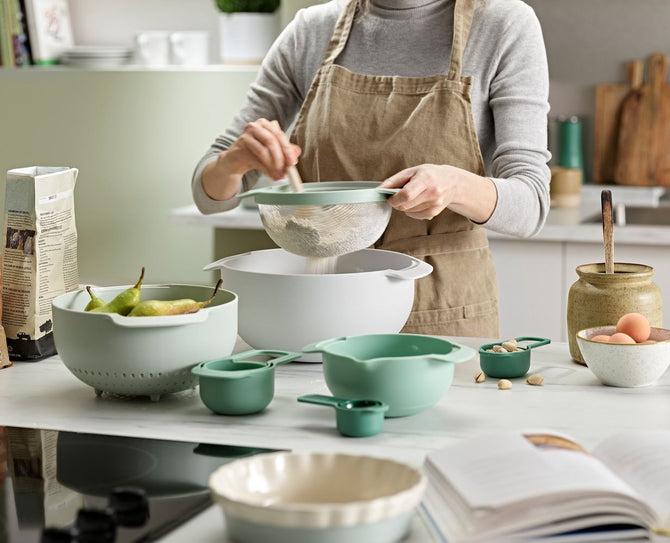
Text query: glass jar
567 262 663 364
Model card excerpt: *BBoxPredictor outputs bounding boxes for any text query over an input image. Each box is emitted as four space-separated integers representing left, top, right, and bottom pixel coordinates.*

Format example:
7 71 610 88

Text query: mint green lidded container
193 350 301 415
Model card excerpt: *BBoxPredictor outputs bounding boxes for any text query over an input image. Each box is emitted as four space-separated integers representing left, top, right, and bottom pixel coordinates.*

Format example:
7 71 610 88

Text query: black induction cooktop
0 426 277 542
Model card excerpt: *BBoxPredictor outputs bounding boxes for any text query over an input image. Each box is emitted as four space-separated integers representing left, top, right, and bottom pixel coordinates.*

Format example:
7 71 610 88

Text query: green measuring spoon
298 394 389 437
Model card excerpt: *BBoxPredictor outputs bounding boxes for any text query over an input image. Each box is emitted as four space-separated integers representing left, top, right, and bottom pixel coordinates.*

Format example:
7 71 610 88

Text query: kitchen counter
2 337 669 465
170 184 670 246
2 337 669 541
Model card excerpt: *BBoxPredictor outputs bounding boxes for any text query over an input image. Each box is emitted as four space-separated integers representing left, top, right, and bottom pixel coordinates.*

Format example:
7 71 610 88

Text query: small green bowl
192 350 301 415
478 337 551 379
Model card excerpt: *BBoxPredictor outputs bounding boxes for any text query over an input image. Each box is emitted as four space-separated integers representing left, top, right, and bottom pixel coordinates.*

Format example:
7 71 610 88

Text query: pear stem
135 267 146 288
199 279 223 309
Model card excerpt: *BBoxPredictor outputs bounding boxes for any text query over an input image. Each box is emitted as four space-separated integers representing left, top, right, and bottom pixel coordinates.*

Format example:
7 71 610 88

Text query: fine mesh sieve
239 182 397 258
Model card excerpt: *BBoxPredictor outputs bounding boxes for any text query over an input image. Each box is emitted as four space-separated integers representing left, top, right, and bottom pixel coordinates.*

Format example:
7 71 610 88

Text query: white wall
2 0 670 287
0 68 257 286
67 0 317 61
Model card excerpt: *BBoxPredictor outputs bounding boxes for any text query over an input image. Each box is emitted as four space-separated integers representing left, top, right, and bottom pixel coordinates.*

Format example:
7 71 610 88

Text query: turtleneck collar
371 0 450 10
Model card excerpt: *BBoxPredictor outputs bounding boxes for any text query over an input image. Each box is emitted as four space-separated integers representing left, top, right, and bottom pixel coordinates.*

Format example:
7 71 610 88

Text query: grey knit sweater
192 0 551 238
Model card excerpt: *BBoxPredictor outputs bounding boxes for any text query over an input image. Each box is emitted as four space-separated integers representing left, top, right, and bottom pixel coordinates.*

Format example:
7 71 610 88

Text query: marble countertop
2 336 669 467
171 185 670 246
3 337 670 542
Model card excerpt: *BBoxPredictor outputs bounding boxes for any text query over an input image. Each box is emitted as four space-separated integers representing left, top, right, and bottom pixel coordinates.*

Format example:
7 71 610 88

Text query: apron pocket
401 299 499 337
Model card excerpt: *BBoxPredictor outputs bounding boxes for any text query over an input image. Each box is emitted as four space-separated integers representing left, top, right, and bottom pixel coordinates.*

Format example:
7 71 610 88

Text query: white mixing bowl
204 249 432 362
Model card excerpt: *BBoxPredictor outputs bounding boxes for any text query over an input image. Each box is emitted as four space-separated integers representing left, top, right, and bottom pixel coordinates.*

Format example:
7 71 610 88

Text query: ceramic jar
567 262 663 364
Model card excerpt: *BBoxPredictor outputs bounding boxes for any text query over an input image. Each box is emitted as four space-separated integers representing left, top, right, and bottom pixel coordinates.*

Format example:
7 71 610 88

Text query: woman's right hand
202 118 301 201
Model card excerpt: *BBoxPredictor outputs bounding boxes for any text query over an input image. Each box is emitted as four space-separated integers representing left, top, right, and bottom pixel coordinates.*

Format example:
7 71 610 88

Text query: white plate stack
60 46 133 68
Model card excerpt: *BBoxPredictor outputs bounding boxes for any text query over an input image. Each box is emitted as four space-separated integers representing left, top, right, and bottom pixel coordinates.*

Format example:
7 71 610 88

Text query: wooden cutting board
592 60 643 184
614 53 670 186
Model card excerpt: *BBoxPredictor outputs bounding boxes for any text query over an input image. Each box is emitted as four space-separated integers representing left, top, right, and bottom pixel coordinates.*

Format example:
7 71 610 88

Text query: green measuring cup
298 394 389 437
193 349 301 415
479 337 551 378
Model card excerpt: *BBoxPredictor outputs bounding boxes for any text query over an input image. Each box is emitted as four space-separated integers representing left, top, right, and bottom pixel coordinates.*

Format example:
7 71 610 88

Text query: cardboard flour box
1 167 79 361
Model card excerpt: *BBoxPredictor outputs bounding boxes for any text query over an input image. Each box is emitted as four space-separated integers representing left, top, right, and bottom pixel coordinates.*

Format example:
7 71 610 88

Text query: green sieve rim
239 181 397 206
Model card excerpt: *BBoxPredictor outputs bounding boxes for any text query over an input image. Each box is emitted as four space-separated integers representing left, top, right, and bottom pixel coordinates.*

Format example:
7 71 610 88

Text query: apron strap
321 0 359 67
448 0 476 80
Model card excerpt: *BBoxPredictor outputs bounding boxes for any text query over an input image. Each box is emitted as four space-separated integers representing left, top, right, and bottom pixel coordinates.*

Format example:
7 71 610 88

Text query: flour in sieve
262 205 383 257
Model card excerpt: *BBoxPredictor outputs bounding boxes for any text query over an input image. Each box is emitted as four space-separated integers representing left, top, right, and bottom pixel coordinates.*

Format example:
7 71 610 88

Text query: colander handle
383 259 433 281
105 310 210 327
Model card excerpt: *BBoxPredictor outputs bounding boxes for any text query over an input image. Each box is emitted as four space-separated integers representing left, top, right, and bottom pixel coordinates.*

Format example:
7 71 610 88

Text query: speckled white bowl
208 451 426 543
576 326 670 387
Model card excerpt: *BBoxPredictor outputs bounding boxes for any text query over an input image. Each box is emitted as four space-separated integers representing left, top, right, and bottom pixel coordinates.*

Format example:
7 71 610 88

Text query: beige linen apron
290 0 500 337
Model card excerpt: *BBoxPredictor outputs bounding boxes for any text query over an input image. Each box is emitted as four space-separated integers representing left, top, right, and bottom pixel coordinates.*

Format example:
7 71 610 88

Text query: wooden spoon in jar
601 189 614 273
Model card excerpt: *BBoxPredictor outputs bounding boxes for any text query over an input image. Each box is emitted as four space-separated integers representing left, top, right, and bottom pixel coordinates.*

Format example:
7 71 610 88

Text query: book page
425 430 648 512
593 430 670 527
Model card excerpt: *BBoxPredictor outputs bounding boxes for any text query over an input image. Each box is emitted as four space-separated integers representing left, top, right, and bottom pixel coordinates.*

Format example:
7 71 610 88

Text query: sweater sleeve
191 14 311 214
479 4 551 238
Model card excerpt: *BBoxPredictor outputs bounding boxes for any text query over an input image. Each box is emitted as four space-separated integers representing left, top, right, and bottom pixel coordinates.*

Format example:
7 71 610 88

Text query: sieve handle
376 188 400 196
384 259 433 281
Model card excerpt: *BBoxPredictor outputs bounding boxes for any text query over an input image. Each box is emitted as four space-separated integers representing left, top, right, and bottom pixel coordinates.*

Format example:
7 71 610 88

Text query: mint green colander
239 182 397 258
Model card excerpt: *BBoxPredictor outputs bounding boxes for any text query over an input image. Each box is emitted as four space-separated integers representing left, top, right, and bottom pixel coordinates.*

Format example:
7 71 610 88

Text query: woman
192 0 551 337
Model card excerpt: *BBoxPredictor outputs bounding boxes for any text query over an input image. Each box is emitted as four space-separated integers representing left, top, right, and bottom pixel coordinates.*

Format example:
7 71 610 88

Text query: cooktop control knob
75 507 117 543
109 486 150 527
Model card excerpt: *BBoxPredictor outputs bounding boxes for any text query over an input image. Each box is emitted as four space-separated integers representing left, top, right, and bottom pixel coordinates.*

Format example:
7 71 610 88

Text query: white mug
169 31 209 66
134 31 170 66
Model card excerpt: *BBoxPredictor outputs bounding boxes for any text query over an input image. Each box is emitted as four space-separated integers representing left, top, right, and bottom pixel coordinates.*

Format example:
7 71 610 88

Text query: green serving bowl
192 350 301 415
478 337 551 379
303 334 474 418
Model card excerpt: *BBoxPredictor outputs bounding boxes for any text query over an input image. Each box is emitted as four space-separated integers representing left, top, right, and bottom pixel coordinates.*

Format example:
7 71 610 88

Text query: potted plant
215 0 281 64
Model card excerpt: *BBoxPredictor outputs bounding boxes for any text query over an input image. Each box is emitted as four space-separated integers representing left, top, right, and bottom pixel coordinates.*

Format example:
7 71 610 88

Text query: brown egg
616 313 651 343
609 332 637 344
590 334 611 343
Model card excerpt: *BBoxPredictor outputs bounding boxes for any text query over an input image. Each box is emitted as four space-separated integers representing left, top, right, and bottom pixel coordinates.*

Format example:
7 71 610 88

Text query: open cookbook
421 429 670 542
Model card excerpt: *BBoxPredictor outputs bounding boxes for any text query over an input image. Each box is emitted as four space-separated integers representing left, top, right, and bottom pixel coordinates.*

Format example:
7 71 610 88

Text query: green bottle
558 116 583 170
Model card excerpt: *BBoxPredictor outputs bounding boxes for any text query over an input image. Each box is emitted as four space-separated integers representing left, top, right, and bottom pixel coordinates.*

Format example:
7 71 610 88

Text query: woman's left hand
379 164 460 220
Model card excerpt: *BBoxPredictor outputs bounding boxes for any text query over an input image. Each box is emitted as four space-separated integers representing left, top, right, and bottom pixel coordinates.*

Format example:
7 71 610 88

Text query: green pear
91 267 145 316
127 279 222 317
84 286 106 311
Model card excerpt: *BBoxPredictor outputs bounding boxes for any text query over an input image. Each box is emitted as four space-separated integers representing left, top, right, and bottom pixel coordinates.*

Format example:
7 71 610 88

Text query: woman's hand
379 164 497 223
226 119 301 181
202 118 301 201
